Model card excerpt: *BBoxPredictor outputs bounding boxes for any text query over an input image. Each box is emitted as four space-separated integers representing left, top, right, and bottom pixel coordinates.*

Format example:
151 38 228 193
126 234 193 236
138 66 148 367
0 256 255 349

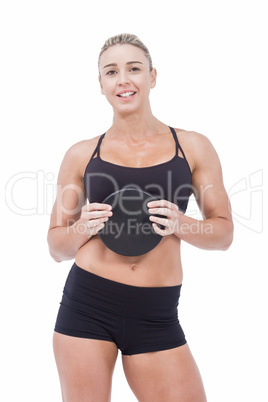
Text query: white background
1 0 267 401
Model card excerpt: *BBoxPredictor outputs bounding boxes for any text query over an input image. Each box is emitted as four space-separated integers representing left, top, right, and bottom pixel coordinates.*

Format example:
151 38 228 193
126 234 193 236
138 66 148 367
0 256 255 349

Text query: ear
150 68 157 89
99 75 105 95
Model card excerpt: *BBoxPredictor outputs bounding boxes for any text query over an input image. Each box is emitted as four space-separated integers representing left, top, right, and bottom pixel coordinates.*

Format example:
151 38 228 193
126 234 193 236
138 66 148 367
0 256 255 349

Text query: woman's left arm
148 132 234 250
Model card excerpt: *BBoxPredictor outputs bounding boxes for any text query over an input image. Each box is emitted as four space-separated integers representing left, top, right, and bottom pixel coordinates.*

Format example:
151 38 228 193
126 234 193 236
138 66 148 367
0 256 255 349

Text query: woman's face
99 44 156 115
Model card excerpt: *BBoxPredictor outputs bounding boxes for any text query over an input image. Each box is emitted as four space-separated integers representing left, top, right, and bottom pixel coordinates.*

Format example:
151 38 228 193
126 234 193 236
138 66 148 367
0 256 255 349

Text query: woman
48 33 233 402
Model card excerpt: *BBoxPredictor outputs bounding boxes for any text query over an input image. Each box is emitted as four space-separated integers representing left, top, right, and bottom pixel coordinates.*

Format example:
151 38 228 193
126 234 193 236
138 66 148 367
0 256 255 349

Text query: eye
130 67 140 72
106 70 117 76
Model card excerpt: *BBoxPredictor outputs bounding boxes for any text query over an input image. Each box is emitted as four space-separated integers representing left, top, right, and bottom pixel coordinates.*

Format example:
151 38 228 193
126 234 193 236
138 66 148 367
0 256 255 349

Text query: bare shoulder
174 128 219 172
57 135 102 183
63 135 102 169
64 135 101 160
175 128 213 150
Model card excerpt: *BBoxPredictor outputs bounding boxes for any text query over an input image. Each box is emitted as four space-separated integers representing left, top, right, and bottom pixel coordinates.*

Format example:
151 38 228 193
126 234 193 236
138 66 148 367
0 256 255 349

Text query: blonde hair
98 33 153 73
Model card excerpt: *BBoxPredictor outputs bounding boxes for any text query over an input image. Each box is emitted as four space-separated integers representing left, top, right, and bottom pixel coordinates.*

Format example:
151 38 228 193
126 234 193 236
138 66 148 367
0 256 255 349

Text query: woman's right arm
47 142 112 262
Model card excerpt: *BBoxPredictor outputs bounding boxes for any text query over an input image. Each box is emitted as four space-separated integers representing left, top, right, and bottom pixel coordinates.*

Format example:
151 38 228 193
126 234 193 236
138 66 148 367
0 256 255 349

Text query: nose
117 71 130 86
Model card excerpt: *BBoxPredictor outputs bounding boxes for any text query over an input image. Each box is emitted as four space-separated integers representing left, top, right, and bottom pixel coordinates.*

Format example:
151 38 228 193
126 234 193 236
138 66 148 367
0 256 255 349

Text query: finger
84 210 113 220
96 222 105 231
81 211 110 222
147 199 175 210
83 203 112 212
149 215 169 227
87 217 108 228
148 207 171 216
90 221 105 234
152 222 169 236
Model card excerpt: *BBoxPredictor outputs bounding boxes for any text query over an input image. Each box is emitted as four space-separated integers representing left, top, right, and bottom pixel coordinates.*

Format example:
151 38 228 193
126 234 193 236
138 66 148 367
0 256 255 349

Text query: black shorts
54 263 186 355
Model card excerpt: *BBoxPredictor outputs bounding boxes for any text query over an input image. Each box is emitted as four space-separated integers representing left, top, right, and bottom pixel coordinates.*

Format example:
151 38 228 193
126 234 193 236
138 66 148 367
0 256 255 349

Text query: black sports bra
84 126 192 213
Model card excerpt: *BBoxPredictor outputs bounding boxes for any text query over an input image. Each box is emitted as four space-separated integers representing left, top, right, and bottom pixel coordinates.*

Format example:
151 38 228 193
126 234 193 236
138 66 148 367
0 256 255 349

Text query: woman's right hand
73 203 113 237
47 140 114 262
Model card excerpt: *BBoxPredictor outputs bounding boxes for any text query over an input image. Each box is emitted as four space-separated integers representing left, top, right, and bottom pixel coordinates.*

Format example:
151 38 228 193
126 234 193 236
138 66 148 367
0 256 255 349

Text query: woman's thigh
53 332 118 402
122 343 207 402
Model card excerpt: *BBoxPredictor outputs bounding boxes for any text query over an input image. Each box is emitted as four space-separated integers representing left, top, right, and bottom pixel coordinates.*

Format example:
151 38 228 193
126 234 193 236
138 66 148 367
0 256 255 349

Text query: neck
109 104 166 141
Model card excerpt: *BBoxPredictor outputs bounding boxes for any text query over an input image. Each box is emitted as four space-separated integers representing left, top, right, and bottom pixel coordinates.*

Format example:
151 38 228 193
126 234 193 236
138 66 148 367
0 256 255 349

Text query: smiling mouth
117 91 136 98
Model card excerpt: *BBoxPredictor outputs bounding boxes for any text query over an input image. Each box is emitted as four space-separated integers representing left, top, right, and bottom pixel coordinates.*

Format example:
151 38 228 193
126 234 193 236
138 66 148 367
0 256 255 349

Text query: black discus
98 188 164 256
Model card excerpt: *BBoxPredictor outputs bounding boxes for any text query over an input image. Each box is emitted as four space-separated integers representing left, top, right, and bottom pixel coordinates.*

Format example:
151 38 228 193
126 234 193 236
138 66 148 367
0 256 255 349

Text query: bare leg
122 343 206 402
53 332 118 402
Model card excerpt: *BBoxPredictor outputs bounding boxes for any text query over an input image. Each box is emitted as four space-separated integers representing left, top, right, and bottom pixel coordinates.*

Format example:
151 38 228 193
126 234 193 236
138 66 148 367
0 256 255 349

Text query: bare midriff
75 234 183 287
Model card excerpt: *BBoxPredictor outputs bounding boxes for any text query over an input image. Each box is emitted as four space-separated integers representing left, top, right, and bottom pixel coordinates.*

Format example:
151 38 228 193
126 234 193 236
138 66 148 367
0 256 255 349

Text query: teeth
118 92 135 98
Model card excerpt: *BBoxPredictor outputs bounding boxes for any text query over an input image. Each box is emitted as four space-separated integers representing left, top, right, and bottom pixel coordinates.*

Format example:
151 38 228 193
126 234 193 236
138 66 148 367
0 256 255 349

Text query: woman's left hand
147 199 182 236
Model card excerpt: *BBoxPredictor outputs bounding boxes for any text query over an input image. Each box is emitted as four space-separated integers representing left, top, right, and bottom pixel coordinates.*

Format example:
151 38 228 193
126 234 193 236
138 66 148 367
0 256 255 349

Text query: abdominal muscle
75 234 183 287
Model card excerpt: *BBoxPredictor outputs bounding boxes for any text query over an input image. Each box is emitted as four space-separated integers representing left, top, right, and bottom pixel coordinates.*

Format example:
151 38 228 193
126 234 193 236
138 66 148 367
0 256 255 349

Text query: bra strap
169 126 187 160
89 133 105 161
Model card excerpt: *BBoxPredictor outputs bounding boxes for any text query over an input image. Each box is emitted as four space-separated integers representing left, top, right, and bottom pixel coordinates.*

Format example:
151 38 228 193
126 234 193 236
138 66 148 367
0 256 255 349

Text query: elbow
220 239 233 251
47 239 75 262
47 238 75 263
47 243 64 263
49 249 64 263
47 230 64 263
220 221 234 251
